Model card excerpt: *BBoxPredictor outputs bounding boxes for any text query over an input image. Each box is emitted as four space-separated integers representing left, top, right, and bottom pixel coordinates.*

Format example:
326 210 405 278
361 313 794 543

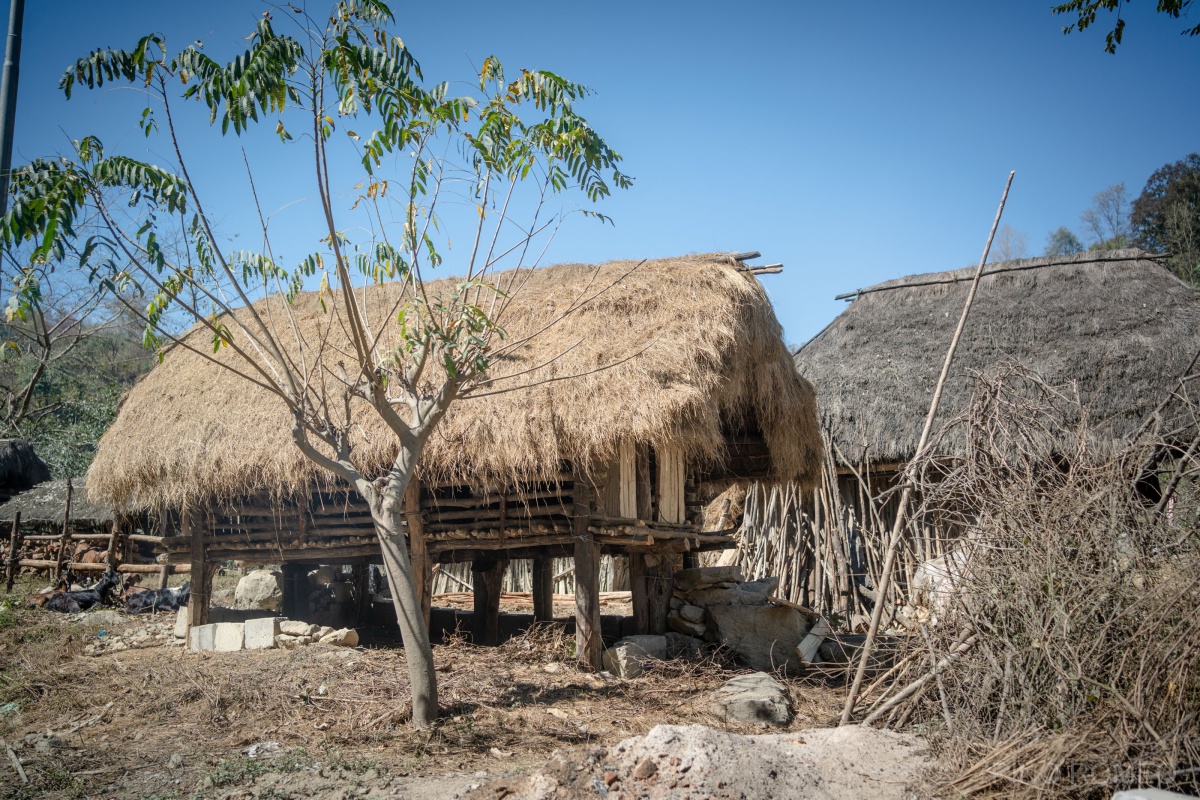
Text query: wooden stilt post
352 563 372 626
471 558 507 645
5 511 21 593
532 556 554 622
54 479 73 580
404 479 432 630
643 553 674 635
629 552 649 634
281 563 306 620
158 564 170 590
573 475 602 670
186 507 211 629
103 517 121 571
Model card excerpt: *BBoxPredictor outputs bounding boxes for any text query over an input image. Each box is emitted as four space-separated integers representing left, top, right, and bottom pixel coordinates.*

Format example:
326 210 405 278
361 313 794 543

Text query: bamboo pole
841 171 1014 726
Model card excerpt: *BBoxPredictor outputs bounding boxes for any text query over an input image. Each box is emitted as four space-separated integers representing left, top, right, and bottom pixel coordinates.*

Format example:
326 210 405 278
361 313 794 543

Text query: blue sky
10 1 1200 346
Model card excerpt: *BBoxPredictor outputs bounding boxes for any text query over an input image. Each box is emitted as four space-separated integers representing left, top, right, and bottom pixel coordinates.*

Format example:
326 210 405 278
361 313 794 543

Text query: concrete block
213 622 245 652
244 617 280 650
173 608 189 640
189 623 217 653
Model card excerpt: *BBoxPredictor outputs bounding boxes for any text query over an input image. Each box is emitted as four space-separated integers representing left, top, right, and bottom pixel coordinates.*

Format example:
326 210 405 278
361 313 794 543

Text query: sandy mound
471 723 928 799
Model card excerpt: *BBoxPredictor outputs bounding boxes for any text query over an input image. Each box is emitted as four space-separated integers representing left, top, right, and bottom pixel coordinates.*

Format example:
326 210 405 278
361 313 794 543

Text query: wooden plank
532 556 554 622
618 439 637 519
404 478 432 628
656 446 685 524
636 443 652 521
471 558 507 646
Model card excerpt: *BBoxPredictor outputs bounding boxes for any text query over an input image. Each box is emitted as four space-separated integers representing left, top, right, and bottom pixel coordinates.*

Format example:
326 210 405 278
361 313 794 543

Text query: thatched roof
795 250 1200 464
0 479 113 526
0 439 51 503
88 254 821 511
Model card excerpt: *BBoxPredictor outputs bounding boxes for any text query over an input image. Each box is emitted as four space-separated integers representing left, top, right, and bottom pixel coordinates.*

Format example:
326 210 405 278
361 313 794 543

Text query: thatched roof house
90 254 819 511
0 440 51 504
0 479 112 527
86 254 820 652
795 249 1199 465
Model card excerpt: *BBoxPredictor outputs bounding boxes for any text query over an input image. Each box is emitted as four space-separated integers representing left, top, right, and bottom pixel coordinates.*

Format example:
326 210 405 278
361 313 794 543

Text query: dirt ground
0 576 889 800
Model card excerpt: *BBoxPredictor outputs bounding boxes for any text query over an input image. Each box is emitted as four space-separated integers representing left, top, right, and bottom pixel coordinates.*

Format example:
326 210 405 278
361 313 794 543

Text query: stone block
189 623 217 653
233 569 283 611
674 566 744 593
710 672 792 725
244 616 280 650
280 619 319 636
679 603 705 624
173 608 189 640
667 611 706 638
602 635 668 679
664 632 704 660
213 622 245 652
707 604 808 674
318 628 360 647
684 577 779 608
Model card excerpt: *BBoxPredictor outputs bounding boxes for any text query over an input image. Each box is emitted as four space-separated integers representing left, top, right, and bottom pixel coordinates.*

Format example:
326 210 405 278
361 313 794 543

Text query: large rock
685 576 779 608
674 566 744 592
602 635 667 679
318 628 359 647
711 672 792 725
233 569 283 611
664 632 704 660
245 617 280 650
280 619 319 636
707 604 809 673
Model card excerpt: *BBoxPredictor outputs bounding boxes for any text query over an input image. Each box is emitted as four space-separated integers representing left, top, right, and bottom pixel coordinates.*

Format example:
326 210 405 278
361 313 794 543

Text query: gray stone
679 603 705 624
83 610 123 628
213 622 245 652
1113 791 1200 800
233 569 283 611
664 632 704 660
280 619 319 636
602 635 668 679
667 611 706 638
318 628 359 647
245 617 280 650
669 594 683 610
685 576 779 608
710 672 792 725
674 566 744 593
173 608 189 640
707 604 808 674
189 623 217 653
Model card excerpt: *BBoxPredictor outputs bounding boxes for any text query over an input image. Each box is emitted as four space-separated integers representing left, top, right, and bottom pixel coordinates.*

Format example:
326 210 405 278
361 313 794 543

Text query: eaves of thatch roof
0 479 113 526
88 254 821 511
795 249 1200 464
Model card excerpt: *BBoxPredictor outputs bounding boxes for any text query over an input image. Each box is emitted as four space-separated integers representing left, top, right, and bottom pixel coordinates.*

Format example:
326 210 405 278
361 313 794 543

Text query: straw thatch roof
0 479 113 526
0 439 51 504
795 250 1200 464
88 254 820 511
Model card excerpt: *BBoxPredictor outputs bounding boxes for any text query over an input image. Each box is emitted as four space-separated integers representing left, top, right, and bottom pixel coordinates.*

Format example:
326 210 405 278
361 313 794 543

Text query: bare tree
990 224 1028 262
1080 182 1131 250
3 1 630 727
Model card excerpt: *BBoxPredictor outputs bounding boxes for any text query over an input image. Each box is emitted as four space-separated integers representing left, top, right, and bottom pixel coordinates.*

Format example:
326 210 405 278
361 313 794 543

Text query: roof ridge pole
839 171 1016 727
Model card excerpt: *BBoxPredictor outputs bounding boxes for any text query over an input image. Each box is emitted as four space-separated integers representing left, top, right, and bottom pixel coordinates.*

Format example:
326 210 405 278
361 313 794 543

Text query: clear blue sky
11 1 1200 346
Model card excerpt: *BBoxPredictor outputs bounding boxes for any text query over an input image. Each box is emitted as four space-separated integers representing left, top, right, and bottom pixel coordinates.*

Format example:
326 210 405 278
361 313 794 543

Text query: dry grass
0 601 844 799
869 369 1200 798
88 254 820 512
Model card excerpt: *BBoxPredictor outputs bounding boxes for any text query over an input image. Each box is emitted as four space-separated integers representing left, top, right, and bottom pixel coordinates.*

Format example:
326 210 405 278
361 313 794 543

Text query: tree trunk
374 490 439 728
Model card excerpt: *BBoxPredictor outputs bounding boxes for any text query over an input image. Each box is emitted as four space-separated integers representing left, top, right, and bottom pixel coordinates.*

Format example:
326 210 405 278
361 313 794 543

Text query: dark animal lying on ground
44 570 119 613
125 582 190 614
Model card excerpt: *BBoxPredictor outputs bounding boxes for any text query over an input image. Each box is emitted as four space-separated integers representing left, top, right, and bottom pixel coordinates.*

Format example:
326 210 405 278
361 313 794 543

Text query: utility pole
0 0 25 217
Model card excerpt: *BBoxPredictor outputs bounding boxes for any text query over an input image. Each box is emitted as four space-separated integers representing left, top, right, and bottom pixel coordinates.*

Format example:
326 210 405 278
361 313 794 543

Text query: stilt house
85 254 821 664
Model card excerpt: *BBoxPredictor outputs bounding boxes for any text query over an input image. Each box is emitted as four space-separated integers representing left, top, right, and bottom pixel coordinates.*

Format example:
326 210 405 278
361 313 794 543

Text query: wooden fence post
5 511 21 592
573 476 602 670
54 479 73 580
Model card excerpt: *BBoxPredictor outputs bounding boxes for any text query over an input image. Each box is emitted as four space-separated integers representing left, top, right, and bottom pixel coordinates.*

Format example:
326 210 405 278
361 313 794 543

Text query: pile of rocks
81 616 182 656
187 615 359 653
604 566 852 679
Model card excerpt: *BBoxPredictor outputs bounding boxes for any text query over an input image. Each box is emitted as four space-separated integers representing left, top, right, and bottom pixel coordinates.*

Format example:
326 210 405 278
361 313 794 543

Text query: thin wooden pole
54 478 73 580
5 511 21 592
841 171 1015 726
532 556 554 621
